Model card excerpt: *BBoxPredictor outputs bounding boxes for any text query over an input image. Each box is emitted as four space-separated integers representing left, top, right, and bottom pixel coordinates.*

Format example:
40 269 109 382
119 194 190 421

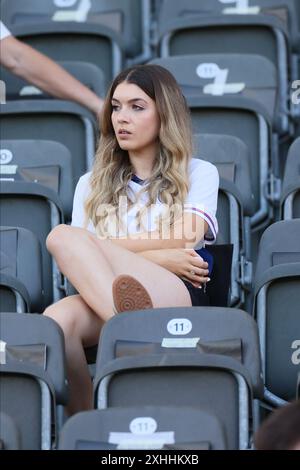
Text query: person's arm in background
0 35 104 116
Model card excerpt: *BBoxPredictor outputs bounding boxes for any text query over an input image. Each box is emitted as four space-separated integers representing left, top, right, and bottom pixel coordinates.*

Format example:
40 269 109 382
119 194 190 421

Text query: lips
118 129 131 135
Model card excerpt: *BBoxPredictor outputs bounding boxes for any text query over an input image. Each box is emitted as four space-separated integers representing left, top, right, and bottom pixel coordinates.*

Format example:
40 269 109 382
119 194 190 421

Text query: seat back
223 184 244 305
150 54 277 129
150 54 274 222
1 60 105 102
0 273 30 313
96 307 262 396
158 0 289 58
2 0 151 61
193 133 254 215
188 102 271 225
0 227 43 312
1 140 74 219
255 219 300 275
160 20 286 67
158 0 298 49
0 100 96 186
59 406 227 450
94 308 262 449
158 6 290 133
254 220 300 404
281 137 300 219
0 313 68 449
0 182 64 308
0 412 21 450
95 358 252 449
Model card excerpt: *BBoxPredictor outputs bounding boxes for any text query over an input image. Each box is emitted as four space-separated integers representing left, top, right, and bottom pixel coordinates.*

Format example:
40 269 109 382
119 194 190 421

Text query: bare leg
45 225 192 414
44 294 104 415
47 225 192 322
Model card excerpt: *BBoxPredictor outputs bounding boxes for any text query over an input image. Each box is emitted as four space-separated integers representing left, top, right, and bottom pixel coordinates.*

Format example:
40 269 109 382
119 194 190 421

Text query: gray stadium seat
151 53 278 129
177 0 300 93
3 22 123 90
189 102 274 226
158 0 299 51
214 182 245 306
0 412 21 450
150 54 277 225
157 0 291 134
59 406 227 450
253 219 300 405
193 133 253 305
0 60 105 102
0 273 30 314
281 137 300 219
0 182 64 309
1 140 74 220
0 227 42 312
0 100 97 187
1 0 151 63
94 307 263 450
0 313 68 449
193 134 254 216
0 140 74 219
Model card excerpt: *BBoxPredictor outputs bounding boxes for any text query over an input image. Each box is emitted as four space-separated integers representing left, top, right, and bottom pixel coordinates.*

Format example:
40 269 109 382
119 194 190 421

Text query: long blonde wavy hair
84 64 193 237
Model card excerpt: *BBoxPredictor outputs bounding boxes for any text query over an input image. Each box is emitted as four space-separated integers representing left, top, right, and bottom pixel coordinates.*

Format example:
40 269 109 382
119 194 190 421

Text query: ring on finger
190 270 195 275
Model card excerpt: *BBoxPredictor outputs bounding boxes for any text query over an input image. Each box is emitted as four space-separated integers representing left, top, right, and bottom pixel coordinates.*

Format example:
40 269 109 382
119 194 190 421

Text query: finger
184 248 197 254
189 266 210 277
194 277 210 284
190 282 202 289
191 258 209 268
181 277 202 289
185 271 210 283
190 251 203 259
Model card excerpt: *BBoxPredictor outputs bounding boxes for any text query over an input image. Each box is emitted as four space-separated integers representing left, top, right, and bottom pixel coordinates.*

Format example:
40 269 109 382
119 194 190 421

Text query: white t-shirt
0 21 11 41
71 158 219 248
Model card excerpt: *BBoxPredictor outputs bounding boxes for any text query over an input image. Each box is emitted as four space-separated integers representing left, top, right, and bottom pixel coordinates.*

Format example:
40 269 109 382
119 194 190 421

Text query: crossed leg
44 224 192 414
44 294 104 414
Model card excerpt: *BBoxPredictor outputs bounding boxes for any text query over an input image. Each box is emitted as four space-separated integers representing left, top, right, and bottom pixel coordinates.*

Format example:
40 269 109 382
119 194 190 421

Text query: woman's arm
1 35 103 115
109 213 208 252
138 248 209 288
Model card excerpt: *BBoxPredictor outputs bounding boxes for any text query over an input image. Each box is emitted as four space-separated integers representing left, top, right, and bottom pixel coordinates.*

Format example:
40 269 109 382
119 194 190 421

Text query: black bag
204 244 233 307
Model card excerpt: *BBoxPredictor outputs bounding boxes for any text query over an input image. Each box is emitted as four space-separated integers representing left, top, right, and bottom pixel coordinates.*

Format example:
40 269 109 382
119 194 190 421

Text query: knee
44 302 77 339
46 224 71 255
46 224 94 256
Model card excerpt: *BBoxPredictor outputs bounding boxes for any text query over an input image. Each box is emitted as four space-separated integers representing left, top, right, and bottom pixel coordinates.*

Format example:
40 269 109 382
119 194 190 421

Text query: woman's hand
140 248 210 288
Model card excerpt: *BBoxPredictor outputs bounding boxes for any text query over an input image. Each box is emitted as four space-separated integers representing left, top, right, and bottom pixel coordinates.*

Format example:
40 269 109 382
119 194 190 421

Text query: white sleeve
0 21 12 41
71 172 93 230
184 160 219 244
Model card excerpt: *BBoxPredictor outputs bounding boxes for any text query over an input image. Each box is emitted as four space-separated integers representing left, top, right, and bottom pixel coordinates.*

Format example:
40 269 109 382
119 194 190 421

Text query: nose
116 107 130 123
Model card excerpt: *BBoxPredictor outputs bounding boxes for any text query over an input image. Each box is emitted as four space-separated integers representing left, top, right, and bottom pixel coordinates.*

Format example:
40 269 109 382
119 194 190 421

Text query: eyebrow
111 97 147 104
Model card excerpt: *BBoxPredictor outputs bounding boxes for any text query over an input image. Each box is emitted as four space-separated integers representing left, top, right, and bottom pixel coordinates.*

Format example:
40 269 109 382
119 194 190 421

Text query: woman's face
111 82 160 156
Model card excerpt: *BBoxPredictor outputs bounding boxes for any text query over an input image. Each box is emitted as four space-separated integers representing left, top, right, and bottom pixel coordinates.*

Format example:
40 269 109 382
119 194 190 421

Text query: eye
132 104 144 111
111 104 120 111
